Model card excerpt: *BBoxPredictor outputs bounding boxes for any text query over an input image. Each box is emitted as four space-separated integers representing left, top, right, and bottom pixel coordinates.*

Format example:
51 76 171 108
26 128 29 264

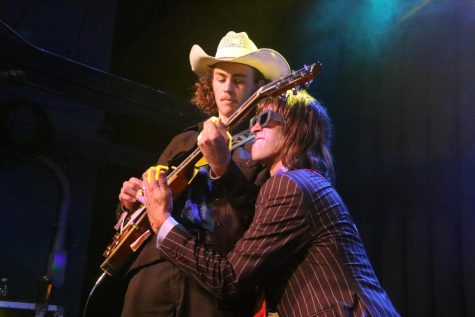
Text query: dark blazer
120 126 268 317
160 169 400 317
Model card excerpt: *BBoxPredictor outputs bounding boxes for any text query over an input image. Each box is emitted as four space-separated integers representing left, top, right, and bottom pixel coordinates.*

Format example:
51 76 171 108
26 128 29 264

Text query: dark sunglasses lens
258 112 270 127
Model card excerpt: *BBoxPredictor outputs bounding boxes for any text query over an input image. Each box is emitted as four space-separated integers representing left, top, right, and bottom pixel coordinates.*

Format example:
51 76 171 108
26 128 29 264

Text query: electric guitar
100 62 323 276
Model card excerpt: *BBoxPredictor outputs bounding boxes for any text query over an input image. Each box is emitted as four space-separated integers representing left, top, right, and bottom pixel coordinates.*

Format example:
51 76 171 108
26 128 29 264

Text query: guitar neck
225 93 260 130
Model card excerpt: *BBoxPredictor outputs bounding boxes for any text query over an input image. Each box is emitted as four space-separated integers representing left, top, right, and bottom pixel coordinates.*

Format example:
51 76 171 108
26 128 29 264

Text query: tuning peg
304 80 314 89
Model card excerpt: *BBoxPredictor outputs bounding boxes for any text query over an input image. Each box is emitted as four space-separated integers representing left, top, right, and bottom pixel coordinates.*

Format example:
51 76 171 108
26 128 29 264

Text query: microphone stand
35 157 71 317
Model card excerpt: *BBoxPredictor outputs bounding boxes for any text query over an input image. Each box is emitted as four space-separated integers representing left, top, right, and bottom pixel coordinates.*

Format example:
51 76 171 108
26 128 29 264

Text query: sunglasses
249 109 284 130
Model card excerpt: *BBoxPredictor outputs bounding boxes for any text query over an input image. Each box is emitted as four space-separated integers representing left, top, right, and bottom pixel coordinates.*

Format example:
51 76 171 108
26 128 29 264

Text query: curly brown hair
257 90 335 183
191 66 266 116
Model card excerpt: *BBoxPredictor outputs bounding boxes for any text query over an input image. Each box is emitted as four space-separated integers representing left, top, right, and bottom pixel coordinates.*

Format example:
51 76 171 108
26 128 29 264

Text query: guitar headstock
259 62 324 97
225 62 324 129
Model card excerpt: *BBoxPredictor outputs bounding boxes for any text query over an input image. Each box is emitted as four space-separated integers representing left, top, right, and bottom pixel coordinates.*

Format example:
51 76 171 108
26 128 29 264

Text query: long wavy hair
191 66 266 116
257 90 335 183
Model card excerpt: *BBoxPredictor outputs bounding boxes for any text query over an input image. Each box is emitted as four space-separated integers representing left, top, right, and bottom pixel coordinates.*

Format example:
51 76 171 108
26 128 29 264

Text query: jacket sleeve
159 174 312 299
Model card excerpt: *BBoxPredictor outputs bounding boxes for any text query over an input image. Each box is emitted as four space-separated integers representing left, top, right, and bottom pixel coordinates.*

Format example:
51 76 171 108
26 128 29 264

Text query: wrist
210 161 230 179
150 213 170 233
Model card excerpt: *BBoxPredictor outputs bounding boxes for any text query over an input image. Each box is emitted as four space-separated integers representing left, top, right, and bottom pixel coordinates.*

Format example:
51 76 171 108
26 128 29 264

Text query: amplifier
0 300 63 317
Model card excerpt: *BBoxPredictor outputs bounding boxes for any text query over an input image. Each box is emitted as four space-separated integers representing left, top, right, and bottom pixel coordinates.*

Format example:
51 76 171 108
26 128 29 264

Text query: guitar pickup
130 230 152 252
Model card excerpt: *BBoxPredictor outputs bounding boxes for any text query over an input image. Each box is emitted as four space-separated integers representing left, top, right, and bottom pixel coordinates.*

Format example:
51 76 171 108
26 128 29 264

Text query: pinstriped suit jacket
160 170 400 317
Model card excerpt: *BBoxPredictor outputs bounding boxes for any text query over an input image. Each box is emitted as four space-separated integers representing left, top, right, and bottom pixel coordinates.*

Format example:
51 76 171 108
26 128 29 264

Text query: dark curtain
282 1 475 316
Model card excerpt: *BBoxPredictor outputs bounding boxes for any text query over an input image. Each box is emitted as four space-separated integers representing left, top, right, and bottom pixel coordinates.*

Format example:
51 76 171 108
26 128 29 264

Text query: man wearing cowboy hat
117 31 290 317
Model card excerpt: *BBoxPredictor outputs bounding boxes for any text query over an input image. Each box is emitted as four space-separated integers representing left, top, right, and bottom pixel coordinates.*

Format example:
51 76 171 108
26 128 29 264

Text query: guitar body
100 149 202 276
101 210 149 275
100 63 323 276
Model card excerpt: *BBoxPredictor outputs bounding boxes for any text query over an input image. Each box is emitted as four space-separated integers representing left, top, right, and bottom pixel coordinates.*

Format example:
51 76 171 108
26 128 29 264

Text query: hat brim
190 44 290 81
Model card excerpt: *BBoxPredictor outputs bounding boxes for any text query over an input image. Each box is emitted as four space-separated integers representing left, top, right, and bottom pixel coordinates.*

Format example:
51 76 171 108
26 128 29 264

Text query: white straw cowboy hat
189 31 290 81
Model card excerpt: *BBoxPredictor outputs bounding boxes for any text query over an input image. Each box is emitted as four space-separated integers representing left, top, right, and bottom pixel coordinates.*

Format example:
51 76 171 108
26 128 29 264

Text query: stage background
1 1 474 316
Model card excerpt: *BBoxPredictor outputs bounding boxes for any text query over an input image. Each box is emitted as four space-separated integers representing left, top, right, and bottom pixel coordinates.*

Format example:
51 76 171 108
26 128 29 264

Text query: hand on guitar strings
197 116 232 178
142 166 173 233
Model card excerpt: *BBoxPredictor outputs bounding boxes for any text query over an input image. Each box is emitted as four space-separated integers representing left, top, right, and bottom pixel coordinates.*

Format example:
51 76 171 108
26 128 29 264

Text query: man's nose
251 122 261 134
223 79 233 92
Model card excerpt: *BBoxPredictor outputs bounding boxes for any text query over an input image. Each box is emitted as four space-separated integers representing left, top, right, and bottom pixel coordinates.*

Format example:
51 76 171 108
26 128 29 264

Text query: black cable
75 0 93 61
82 271 108 317
0 16 38 48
